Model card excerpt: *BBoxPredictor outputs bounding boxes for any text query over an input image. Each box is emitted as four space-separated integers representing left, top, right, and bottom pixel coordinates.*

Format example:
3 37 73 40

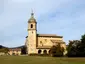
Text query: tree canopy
49 43 64 57
67 34 85 57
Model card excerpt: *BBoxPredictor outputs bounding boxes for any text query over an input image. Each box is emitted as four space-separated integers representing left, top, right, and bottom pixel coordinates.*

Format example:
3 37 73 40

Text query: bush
49 43 64 57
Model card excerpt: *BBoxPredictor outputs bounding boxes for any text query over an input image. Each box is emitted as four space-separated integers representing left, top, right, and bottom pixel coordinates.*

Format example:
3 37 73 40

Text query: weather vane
31 9 34 17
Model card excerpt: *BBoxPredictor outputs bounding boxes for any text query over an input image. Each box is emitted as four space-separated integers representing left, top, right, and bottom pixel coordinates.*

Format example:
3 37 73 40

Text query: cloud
0 0 85 47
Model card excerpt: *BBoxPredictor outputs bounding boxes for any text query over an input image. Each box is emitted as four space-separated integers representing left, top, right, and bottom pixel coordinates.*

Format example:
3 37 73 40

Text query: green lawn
0 56 85 64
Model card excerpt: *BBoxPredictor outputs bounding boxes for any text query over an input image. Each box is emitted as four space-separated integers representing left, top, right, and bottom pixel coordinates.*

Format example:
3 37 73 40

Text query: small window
31 24 33 28
32 31 33 33
16 50 18 52
38 50 42 54
45 39 47 42
40 41 42 44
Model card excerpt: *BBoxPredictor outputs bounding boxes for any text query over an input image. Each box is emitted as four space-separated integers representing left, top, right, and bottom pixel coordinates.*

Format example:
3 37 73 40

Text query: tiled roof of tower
37 34 63 38
28 12 36 23
28 17 36 23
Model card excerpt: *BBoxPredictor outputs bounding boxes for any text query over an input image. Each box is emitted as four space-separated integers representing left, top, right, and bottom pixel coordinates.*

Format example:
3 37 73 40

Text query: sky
0 0 85 47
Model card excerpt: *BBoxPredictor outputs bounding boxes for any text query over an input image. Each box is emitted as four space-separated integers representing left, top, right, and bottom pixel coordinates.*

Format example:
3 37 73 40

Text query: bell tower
27 11 37 54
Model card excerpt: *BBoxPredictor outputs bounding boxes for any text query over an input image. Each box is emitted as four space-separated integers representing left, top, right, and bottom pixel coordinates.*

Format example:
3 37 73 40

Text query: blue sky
0 0 85 47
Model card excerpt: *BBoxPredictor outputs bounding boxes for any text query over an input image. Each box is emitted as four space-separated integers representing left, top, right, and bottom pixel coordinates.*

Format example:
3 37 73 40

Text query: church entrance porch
37 49 50 55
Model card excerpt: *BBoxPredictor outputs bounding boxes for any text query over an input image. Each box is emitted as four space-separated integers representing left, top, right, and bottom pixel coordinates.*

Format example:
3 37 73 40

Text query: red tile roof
37 34 63 38
9 48 21 51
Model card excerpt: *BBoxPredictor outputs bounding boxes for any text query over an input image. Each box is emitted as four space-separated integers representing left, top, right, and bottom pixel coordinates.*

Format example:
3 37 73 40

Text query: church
25 12 66 55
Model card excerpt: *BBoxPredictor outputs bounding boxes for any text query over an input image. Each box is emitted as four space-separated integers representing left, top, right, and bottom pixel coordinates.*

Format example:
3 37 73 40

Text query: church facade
25 12 66 55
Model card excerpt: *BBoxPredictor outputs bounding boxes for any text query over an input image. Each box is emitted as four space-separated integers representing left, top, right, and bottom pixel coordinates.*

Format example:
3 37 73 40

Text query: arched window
43 50 47 54
31 24 33 28
38 50 42 54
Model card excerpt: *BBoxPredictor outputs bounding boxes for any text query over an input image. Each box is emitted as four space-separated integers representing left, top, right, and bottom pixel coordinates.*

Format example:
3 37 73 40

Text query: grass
0 56 85 64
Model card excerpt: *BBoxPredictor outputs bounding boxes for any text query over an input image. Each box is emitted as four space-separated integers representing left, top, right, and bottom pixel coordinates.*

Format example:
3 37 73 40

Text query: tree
67 40 81 57
49 43 64 57
21 46 26 54
81 34 85 43
67 34 85 57
78 34 85 56
0 48 9 53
